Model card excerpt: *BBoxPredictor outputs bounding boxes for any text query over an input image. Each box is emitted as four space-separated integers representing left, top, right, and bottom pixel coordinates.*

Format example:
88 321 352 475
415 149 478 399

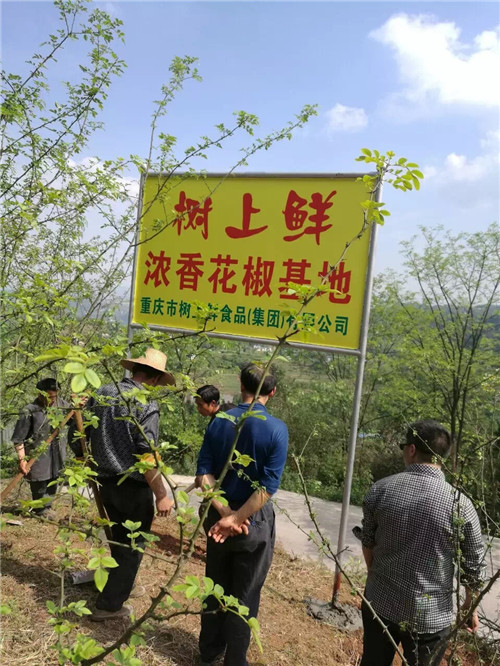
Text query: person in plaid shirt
360 419 486 666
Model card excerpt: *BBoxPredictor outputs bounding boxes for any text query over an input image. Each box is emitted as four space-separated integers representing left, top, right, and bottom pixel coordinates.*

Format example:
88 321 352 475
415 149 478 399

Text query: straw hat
121 348 175 386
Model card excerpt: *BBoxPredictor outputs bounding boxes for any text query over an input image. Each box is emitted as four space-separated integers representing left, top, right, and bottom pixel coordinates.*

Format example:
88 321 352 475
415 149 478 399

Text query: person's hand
466 610 479 633
208 513 250 543
194 475 204 489
71 393 89 408
19 459 29 475
461 606 479 633
156 496 174 517
461 592 480 633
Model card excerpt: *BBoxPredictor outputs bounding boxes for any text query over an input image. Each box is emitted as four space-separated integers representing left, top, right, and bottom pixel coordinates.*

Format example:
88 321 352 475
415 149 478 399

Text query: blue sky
2 0 499 276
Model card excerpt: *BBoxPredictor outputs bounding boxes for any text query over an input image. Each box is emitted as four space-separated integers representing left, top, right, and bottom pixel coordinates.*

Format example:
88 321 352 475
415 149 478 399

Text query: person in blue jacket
196 363 288 666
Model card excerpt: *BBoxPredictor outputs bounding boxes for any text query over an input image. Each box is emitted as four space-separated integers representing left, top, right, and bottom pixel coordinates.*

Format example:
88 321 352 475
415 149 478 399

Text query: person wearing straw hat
86 348 176 621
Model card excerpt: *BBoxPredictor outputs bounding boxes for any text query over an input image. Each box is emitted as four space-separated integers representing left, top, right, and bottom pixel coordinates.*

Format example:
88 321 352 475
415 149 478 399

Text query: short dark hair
36 378 60 392
196 385 220 404
240 363 276 396
131 363 164 380
405 419 451 461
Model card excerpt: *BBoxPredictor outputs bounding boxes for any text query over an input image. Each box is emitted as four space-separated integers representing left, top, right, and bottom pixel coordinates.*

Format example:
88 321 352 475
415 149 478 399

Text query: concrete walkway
172 475 499 636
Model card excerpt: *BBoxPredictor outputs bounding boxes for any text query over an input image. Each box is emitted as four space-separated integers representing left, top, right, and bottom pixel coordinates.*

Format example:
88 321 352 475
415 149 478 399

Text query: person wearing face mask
82 348 176 621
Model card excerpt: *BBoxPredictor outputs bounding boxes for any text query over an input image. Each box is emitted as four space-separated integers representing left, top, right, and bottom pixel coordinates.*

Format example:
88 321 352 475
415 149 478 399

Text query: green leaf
130 633 145 648
203 577 214 594
248 616 262 651
172 584 189 593
185 585 199 599
233 454 253 467
94 567 109 592
178 490 189 504
245 411 266 420
71 373 88 393
63 362 85 373
46 600 57 614
85 367 101 388
34 350 64 362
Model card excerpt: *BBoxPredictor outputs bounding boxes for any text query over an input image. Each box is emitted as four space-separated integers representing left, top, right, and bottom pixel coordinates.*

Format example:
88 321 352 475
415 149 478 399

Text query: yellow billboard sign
131 174 373 351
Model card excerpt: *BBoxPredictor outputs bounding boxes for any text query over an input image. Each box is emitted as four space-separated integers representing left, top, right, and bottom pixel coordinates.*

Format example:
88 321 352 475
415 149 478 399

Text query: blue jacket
196 402 288 504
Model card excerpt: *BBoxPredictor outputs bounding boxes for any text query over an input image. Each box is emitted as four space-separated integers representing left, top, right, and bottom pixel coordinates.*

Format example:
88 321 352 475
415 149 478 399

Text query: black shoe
90 605 132 622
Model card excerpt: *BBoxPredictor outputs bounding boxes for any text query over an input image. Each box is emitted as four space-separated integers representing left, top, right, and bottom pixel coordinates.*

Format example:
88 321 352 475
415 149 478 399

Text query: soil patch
305 598 362 632
0 482 488 666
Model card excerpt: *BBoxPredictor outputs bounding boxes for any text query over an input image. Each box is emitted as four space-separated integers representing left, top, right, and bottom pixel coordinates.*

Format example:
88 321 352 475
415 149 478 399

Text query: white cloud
325 104 368 133
424 130 499 207
425 130 499 184
371 14 500 111
442 152 489 182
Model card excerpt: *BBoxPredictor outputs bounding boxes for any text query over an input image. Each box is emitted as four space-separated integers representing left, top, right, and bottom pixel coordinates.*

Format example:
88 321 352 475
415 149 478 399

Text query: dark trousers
96 478 154 612
199 503 275 666
361 601 450 666
30 478 57 513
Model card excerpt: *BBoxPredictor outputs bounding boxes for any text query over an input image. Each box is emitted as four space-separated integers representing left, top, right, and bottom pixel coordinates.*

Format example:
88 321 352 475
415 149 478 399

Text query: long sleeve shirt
361 464 486 632
88 378 159 484
196 402 288 505
12 397 70 481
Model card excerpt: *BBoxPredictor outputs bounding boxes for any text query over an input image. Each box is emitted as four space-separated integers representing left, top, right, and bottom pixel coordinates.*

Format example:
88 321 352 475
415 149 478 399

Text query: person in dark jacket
12 378 70 519
85 348 176 621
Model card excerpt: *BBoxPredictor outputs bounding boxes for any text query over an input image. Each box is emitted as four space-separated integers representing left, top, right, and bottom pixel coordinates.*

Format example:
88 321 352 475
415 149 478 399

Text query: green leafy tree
0 0 316 426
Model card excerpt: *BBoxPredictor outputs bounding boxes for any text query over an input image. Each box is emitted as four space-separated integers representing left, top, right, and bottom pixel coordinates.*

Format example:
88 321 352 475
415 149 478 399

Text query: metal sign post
127 172 146 355
332 186 381 604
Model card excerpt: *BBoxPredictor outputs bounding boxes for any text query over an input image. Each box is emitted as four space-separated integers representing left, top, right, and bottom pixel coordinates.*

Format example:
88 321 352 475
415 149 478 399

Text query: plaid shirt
89 378 159 483
361 464 486 633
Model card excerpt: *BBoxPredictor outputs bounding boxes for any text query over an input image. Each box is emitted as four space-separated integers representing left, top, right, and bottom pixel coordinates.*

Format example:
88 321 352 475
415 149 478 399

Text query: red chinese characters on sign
144 250 171 287
319 260 352 303
283 190 337 245
208 254 238 294
225 193 268 239
242 256 274 297
176 253 204 291
279 258 312 299
174 192 212 240
143 249 352 305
